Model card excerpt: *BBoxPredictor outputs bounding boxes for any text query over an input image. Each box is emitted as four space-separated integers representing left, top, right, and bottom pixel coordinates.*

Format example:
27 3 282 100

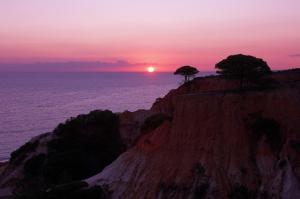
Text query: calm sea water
0 72 177 161
0 72 211 161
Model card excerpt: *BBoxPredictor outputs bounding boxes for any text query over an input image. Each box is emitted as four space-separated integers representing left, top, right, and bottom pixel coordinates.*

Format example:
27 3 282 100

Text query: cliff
86 69 300 199
1 69 300 199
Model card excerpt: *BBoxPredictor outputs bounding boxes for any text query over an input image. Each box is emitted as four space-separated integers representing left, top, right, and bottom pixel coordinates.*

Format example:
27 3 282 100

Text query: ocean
0 72 211 161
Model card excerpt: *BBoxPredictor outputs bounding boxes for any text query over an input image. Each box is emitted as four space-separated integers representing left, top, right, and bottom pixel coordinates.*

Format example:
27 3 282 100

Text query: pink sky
0 0 300 72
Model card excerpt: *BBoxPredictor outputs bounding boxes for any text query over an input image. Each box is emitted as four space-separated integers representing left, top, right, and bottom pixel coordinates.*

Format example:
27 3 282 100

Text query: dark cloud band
289 54 300 57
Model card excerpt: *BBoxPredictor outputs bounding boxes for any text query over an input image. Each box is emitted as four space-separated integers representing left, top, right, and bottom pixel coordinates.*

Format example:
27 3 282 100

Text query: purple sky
0 0 300 71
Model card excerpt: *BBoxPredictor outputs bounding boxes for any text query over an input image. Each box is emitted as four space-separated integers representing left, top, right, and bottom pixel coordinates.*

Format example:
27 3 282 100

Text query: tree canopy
174 65 199 83
215 54 271 88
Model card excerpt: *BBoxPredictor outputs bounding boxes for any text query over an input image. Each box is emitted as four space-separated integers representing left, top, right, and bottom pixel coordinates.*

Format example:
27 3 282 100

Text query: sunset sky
0 0 300 72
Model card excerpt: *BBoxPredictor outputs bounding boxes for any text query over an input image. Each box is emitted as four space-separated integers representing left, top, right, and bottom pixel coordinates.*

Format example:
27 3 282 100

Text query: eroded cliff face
86 70 300 199
1 70 300 199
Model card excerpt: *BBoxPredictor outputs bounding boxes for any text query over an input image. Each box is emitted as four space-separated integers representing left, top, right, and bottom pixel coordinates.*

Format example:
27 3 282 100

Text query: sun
147 67 156 73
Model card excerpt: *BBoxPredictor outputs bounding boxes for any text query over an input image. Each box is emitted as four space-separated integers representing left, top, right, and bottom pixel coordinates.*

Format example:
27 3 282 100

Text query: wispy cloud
289 54 300 58
0 60 157 72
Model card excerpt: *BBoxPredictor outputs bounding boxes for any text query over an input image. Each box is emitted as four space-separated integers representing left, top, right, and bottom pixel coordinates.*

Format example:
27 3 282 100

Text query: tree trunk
240 68 245 89
185 75 188 83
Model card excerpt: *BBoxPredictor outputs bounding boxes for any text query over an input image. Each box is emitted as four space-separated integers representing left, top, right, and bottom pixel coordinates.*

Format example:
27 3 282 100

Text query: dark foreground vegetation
174 54 273 90
14 181 110 199
10 110 124 199
215 54 271 89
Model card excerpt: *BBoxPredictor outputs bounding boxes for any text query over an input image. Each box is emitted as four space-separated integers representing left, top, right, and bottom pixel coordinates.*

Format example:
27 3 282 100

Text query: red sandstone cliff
86 70 300 198
1 69 300 199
